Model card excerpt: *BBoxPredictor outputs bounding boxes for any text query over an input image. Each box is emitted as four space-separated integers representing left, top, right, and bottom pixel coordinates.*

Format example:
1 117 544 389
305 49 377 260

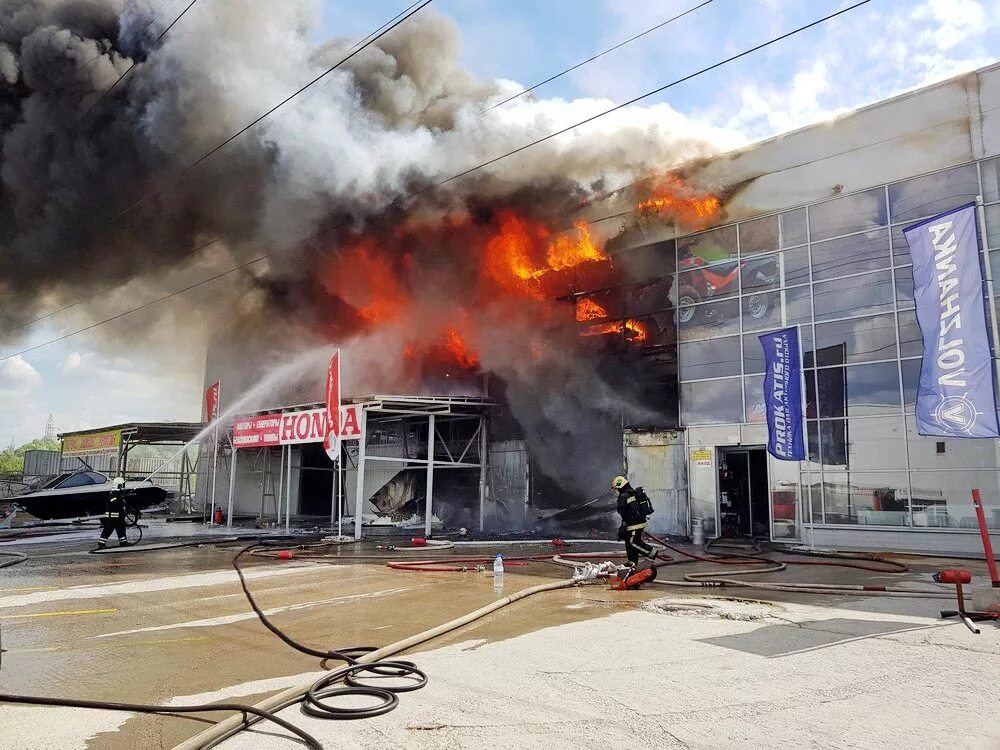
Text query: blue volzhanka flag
903 203 999 438
759 327 805 460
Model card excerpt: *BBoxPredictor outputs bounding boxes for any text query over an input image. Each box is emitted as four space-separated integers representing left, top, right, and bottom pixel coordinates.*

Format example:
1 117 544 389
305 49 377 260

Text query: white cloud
0 355 43 446
0 355 41 392
60 351 83 370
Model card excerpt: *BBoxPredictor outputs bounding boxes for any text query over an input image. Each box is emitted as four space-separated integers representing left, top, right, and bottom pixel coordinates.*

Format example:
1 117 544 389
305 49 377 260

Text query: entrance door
718 447 769 538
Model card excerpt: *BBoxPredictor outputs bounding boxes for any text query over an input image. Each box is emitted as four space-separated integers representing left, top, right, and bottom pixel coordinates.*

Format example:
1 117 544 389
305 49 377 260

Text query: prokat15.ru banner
232 406 362 448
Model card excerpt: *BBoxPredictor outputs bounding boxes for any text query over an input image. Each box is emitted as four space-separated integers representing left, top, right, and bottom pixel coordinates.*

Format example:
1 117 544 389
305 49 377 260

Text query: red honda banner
204 381 221 423
232 405 363 448
323 351 341 461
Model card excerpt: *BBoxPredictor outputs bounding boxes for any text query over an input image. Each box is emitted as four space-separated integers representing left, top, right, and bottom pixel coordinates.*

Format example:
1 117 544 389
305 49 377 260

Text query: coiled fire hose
173 576 582 749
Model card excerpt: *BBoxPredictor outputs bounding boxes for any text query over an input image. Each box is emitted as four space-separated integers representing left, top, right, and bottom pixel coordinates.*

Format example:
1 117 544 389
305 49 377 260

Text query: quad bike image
676 253 780 326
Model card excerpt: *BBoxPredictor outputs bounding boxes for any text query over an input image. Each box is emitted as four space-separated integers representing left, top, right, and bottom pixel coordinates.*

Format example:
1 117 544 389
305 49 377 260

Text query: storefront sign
232 405 363 448
691 449 712 468
903 203 999 437
62 429 122 458
759 327 805 460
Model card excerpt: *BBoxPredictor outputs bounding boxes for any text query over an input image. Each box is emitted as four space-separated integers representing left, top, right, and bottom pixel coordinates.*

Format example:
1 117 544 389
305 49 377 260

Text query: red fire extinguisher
213 506 224 525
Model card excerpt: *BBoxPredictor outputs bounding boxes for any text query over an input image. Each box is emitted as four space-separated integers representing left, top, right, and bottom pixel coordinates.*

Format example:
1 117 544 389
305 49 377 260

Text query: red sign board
232 405 362 448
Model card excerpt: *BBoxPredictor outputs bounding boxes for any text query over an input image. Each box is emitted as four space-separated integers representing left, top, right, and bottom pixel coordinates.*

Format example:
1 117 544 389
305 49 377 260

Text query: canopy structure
58 422 206 511
222 395 495 536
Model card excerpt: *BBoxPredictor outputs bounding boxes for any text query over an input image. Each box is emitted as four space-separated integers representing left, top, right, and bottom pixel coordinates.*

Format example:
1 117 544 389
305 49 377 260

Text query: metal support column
331 444 339 532
425 414 436 538
285 445 292 533
276 445 284 526
353 410 368 540
478 415 487 532
226 447 237 530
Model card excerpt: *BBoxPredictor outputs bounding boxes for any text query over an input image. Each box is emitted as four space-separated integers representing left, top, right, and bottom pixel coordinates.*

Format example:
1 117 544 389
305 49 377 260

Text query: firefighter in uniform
97 477 130 548
612 475 656 566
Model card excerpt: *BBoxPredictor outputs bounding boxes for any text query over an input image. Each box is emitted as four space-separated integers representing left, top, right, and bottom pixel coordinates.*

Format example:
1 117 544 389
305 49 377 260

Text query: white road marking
94 586 422 637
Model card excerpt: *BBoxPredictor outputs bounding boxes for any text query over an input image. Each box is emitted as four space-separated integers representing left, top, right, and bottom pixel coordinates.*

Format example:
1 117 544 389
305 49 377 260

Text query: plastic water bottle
493 553 504 577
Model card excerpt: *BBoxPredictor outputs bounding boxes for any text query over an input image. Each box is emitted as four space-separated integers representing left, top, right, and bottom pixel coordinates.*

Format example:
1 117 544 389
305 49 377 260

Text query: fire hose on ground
0 533 961 748
0 550 27 569
0 539 589 750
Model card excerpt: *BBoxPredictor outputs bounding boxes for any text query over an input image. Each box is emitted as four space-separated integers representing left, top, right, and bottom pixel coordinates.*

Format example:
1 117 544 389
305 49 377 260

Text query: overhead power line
482 0 714 113
1 0 872 360
0 250 261 364
104 0 434 228
0 237 221 339
0 1 432 349
414 0 873 197
78 0 203 124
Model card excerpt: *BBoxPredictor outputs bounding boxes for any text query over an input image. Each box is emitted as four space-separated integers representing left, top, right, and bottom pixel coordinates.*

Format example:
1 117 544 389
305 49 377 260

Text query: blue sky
2 0 999 445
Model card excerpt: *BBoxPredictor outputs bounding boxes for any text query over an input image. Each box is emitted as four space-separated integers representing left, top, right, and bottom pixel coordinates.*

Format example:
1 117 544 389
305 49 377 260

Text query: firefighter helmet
611 475 628 490
111 476 126 489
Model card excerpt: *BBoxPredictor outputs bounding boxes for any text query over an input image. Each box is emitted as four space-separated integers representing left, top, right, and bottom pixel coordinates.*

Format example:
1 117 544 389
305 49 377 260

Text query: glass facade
676 160 1000 539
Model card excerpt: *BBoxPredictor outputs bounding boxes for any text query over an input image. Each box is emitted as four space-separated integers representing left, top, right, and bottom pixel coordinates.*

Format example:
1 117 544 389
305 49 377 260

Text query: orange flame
443 327 480 369
576 297 608 322
636 175 722 229
484 211 608 297
321 237 405 324
583 318 648 342
547 221 606 270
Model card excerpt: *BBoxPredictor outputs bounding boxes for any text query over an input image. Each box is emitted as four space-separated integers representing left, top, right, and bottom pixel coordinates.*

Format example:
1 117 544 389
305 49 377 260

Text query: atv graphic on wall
676 254 779 325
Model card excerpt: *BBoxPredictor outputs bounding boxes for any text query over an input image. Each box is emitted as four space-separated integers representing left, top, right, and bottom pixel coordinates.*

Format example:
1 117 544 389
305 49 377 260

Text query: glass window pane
897 311 922 358
985 204 1000 249
895 266 915 309
681 378 743 425
617 240 675 283
816 362 900 417
744 374 765 424
739 215 779 255
813 270 894 321
743 333 765 374
676 263 738 303
780 208 808 248
901 358 920 411
769 456 800 539
808 187 887 241
891 225 912 265
678 298 741 341
679 336 741 380
677 225 738 265
888 164 979 223
821 470 910 526
804 474 823 524
909 469 1000 529
812 313 898 365
982 157 1000 203
906 415 1000 470
811 229 889 282
742 284 811 333
741 247 809 290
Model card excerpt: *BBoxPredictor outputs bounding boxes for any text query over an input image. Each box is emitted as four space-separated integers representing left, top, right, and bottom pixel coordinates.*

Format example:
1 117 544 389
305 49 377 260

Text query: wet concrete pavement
1 526 997 749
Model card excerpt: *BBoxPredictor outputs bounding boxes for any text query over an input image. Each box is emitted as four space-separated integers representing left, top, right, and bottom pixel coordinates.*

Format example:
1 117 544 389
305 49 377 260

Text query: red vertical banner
204 381 221 423
323 351 341 461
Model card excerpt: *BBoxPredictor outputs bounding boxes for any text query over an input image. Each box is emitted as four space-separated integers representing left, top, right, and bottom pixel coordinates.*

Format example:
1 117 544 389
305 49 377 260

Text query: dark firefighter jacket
105 490 126 520
617 486 647 531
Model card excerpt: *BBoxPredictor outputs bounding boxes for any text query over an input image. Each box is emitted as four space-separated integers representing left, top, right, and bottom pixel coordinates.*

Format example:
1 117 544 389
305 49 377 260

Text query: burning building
5 3 1000 554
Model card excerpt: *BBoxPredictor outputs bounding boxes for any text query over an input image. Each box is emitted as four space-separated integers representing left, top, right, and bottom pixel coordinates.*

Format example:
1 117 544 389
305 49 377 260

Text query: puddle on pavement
642 596 782 621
